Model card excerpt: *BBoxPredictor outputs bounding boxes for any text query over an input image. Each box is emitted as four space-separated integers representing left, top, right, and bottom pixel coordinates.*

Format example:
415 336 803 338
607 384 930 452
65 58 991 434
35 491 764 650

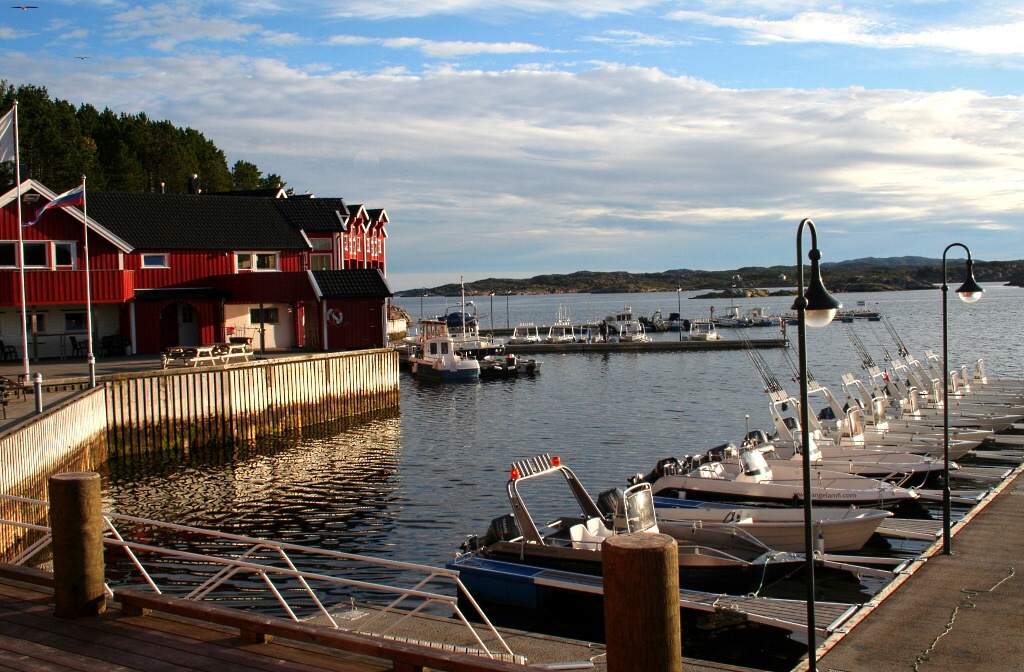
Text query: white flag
0 107 15 163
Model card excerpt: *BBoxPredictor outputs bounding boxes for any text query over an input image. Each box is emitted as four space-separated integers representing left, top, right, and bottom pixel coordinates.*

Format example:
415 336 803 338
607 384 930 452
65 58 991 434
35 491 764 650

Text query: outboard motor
480 514 521 546
597 487 625 519
632 457 683 485
706 442 739 462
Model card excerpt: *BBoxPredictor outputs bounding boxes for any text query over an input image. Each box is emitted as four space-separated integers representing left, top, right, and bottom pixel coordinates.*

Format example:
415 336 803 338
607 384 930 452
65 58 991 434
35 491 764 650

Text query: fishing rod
843 322 876 370
879 314 910 358
736 329 787 394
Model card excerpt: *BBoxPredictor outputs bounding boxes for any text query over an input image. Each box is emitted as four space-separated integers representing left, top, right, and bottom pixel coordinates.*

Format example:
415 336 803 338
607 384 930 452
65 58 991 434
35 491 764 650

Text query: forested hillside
1 81 286 195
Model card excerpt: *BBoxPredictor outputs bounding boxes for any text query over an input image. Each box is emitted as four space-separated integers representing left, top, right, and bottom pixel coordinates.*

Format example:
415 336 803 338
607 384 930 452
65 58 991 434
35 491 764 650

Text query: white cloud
329 34 549 58
667 7 1024 55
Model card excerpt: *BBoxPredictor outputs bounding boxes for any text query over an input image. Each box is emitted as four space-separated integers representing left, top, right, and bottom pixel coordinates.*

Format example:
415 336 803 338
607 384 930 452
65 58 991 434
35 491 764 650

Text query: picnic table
162 342 252 369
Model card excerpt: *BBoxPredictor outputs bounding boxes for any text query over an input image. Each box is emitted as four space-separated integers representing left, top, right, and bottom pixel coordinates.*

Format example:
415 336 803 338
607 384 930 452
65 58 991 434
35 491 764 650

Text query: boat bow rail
0 492 519 663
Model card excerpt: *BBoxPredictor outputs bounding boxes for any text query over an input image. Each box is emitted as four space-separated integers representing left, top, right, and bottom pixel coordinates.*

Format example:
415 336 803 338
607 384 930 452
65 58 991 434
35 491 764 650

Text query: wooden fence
105 349 400 455
1 349 400 557
0 386 108 556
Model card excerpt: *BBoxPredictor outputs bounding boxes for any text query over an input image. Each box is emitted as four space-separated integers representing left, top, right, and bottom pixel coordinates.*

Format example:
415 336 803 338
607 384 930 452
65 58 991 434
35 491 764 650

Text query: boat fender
481 514 521 546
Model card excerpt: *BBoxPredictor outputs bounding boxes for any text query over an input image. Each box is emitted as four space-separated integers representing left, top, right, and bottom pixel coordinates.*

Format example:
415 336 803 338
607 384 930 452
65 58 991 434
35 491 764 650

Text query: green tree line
1 81 287 195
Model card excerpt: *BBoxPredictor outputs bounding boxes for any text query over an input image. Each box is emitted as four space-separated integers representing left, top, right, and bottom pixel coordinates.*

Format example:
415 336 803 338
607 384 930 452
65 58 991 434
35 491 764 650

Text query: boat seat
569 517 612 549
696 463 726 479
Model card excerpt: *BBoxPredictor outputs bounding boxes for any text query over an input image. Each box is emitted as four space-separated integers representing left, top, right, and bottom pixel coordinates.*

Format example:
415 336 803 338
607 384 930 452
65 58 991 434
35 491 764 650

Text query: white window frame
141 253 170 269
235 251 280 273
54 241 76 269
21 241 48 268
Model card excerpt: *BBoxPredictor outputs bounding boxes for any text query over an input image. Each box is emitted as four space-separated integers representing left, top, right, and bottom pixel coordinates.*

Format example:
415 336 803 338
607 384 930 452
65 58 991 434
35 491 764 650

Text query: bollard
603 533 682 672
50 472 106 618
32 372 42 413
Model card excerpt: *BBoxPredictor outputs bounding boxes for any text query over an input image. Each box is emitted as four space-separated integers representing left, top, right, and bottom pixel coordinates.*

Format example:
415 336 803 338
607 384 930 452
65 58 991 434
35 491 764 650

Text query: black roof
271 198 350 233
312 269 392 299
85 192 311 250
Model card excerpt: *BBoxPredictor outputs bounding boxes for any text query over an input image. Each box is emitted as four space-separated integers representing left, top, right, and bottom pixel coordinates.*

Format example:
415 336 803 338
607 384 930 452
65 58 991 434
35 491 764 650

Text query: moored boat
630 446 921 509
652 496 892 553
406 320 480 382
452 454 805 595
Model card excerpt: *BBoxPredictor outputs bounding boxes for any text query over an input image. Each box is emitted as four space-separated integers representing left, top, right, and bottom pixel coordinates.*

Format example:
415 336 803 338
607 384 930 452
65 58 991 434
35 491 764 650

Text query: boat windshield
740 450 771 478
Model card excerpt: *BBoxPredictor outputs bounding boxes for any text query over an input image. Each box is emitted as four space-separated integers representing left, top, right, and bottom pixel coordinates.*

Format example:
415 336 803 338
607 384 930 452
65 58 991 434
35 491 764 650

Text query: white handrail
0 493 515 660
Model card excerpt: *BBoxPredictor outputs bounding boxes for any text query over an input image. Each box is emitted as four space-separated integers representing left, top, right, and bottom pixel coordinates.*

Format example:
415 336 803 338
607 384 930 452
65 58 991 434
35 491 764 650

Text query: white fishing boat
545 306 577 343
630 446 921 509
688 318 722 341
603 307 650 342
653 496 892 553
406 320 480 382
507 323 541 345
451 454 806 595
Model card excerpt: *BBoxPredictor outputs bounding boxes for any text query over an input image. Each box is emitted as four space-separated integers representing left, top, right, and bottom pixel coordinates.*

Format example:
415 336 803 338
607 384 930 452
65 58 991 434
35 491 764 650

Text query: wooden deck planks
0 577 387 672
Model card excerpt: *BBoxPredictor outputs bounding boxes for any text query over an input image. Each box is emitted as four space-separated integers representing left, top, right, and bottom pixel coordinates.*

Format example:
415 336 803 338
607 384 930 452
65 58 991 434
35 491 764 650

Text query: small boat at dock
630 445 922 509
451 454 805 595
653 496 892 553
405 320 480 382
688 318 722 341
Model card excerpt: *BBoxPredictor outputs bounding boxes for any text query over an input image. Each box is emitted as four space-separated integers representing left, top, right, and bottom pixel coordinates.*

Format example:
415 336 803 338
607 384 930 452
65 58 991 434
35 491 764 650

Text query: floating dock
504 337 788 354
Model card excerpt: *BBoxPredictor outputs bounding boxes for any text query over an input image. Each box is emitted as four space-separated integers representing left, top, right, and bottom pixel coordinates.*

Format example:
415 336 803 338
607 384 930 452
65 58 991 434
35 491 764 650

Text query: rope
912 566 1015 671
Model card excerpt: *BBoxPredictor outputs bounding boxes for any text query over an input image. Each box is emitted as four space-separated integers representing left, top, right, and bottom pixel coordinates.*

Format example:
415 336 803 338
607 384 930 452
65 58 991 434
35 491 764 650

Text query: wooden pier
814 464 1024 672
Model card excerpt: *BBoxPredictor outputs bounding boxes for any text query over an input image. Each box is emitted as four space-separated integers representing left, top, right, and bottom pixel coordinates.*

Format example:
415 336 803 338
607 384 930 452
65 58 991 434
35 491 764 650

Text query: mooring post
32 372 42 413
49 471 106 618
603 533 682 672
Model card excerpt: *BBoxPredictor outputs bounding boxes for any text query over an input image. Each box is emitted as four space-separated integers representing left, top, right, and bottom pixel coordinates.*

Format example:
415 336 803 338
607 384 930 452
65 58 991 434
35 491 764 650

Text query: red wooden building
0 180 393 358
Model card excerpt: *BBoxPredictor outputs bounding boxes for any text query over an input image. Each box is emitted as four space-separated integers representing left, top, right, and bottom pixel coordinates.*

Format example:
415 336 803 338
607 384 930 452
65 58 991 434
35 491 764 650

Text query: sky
2 1 1023 291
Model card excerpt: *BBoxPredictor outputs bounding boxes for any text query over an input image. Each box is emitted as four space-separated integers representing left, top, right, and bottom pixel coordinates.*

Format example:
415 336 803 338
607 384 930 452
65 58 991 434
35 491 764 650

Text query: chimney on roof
188 174 200 195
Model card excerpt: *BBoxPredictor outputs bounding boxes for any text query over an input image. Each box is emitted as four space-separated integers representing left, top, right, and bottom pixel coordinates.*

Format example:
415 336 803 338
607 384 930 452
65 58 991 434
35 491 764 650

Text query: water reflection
102 410 404 551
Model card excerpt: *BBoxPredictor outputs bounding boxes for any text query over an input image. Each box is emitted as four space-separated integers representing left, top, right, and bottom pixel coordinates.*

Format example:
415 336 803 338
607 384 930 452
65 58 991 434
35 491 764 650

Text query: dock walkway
814 466 1024 672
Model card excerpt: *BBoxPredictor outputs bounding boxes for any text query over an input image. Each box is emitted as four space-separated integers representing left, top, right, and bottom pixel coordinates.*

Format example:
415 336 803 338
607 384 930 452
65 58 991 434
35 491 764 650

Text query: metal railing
0 492 517 661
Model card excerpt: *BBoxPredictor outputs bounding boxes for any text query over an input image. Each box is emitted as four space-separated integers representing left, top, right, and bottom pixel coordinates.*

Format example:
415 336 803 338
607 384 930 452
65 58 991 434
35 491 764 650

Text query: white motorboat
453 454 806 594
603 307 650 342
630 446 921 509
653 496 892 553
406 320 480 382
688 318 722 341
546 306 577 343
508 323 541 345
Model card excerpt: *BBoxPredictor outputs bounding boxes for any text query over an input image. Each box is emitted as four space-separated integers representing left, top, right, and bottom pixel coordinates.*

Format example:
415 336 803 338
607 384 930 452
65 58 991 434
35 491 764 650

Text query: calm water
100 284 1022 666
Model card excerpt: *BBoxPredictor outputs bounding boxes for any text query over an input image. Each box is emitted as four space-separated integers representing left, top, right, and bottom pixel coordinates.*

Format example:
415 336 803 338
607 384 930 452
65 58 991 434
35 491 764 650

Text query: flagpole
82 175 95 387
13 102 30 381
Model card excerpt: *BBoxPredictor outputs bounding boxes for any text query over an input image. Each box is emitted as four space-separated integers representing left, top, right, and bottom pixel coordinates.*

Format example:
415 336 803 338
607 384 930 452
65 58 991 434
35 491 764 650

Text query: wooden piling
49 471 106 618
603 533 682 672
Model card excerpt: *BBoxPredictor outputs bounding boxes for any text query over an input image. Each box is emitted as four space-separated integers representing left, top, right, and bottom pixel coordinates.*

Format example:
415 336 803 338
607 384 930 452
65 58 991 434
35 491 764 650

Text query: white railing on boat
0 492 516 661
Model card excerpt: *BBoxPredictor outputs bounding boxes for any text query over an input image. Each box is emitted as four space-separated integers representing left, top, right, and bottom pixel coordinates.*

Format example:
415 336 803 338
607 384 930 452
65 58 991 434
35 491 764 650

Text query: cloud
667 7 1024 55
109 3 287 51
6 48 1023 286
329 34 550 58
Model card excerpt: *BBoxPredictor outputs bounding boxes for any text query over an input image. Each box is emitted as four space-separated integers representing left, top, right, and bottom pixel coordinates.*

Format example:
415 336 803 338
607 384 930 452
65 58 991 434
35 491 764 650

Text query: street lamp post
793 218 842 672
677 288 682 341
941 244 984 555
